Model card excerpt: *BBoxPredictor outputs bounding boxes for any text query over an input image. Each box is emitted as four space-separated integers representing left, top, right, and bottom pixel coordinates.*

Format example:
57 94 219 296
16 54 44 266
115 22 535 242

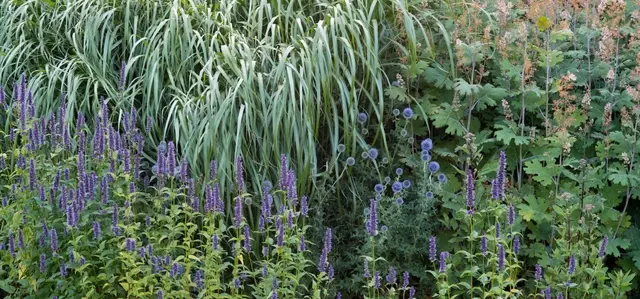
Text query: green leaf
524 160 555 186
475 84 508 111
423 66 454 89
494 123 530 146
430 103 466 136
385 86 411 102
606 237 631 257
454 78 480 98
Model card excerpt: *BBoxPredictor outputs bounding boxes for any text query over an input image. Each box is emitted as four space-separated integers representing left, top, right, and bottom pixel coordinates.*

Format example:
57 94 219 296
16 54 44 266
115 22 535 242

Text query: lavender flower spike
465 168 475 214
438 251 449 273
568 255 576 275
498 244 505 271
535 264 543 281
235 155 245 192
367 199 377 236
234 196 243 227
496 151 507 200
429 236 437 262
598 236 608 258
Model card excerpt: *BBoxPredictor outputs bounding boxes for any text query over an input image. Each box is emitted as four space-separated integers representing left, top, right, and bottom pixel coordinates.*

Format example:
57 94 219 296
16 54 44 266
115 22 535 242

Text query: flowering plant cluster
429 152 635 298
0 75 335 298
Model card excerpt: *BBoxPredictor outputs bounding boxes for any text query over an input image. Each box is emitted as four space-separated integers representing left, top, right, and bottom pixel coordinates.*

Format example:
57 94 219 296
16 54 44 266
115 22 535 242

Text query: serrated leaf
454 78 480 97
606 237 631 257
430 103 466 136
524 160 555 186
494 123 530 146
423 66 453 89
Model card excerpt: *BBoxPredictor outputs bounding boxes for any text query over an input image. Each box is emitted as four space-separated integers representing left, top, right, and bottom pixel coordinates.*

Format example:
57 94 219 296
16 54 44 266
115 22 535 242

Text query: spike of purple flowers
363 260 370 278
29 158 37 190
466 168 475 214
48 228 58 253
300 195 308 216
513 236 521 254
386 267 397 284
429 236 437 262
568 255 576 275
367 199 377 236
535 264 543 281
498 244 505 271
235 155 245 192
439 251 449 273
166 141 176 177
276 218 284 247
598 236 608 258
496 151 507 200
279 154 288 189
402 271 409 289
480 232 487 255
8 231 15 256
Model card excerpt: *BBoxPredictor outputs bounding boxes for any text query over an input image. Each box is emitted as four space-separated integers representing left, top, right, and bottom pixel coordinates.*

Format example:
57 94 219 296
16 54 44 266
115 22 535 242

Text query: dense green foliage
1 0 640 298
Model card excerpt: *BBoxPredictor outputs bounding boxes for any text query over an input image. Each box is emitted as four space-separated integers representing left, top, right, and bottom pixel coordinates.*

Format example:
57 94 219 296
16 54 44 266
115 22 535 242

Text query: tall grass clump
0 76 337 298
0 0 438 209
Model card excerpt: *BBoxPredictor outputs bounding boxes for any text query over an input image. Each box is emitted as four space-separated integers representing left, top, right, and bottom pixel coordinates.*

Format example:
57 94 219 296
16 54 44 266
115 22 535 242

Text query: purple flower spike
496 151 507 200
235 155 245 192
513 236 521 254
40 254 46 273
8 231 15 256
466 169 475 214
50 229 58 252
480 232 487 255
386 267 397 284
429 236 437 262
498 244 505 271
367 199 377 236
409 287 416 299
374 271 381 289
598 236 608 258
402 271 409 289
166 142 176 177
568 255 576 275
439 251 449 273
535 264 543 281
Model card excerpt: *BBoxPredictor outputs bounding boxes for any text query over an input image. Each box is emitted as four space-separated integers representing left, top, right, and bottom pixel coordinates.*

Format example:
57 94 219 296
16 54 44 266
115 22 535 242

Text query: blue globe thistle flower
438 173 447 183
384 176 391 183
425 191 433 199
374 184 384 193
392 182 403 193
395 168 403 176
428 161 440 173
337 144 346 152
402 180 411 188
395 198 404 205
368 148 379 160
375 194 382 200
402 107 414 119
421 138 433 151
392 109 400 116
346 157 356 166
380 225 388 233
400 129 408 136
357 112 368 123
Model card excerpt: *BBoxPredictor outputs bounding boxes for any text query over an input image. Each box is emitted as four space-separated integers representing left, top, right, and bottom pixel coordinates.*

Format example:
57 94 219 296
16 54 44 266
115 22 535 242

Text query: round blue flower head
381 225 388 232
392 109 400 116
395 168 403 176
368 148 379 160
428 161 440 173
402 107 414 119
346 157 356 166
395 198 404 205
421 138 433 151
402 180 411 188
357 112 368 123
421 152 431 162
374 184 384 193
337 144 346 152
437 173 447 183
392 182 403 193
400 129 407 137
384 176 391 183
361 152 369 159
375 194 382 200
425 191 433 199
